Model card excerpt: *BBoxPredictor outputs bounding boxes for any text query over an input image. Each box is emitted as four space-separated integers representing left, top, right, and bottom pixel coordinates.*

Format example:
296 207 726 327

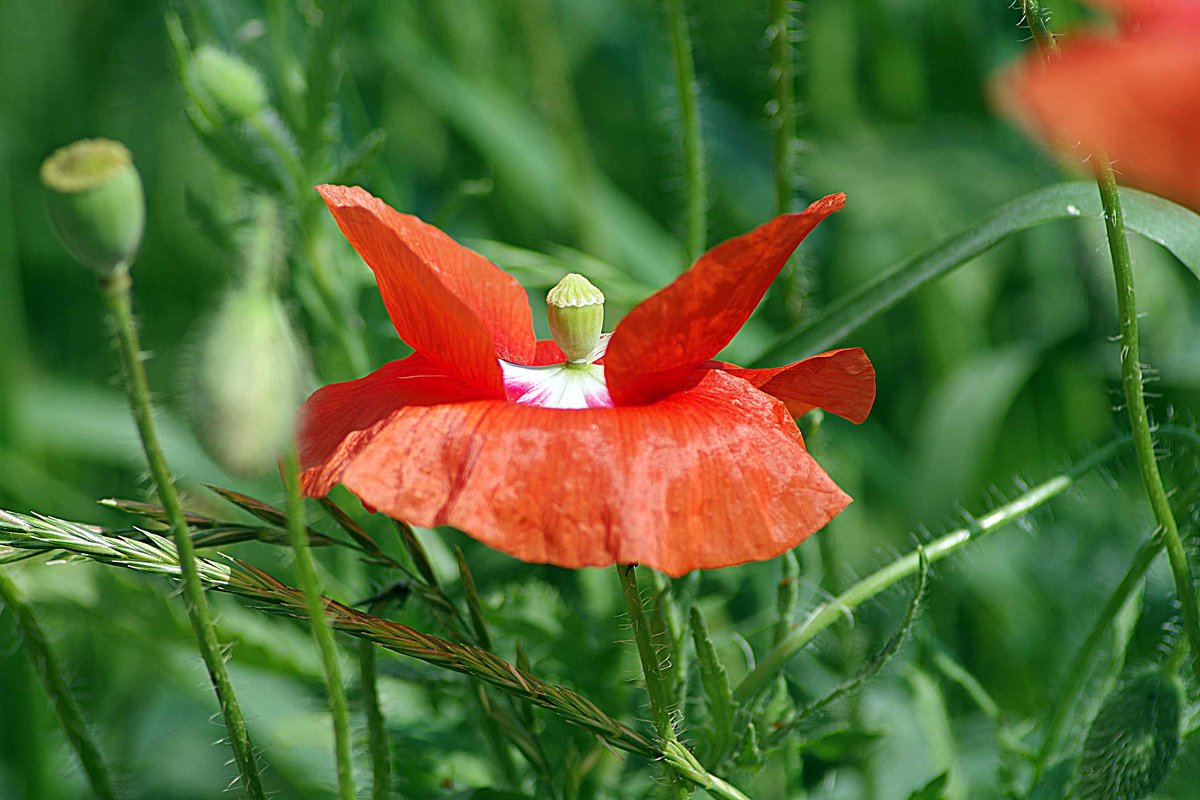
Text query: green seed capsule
546 273 604 364
41 139 145 274
1075 668 1182 800
192 286 308 476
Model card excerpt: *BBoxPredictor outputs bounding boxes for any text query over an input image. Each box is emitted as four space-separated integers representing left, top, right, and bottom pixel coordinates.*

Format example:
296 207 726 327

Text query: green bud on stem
193 285 308 477
1076 668 1182 800
41 139 145 274
191 45 270 120
546 273 604 364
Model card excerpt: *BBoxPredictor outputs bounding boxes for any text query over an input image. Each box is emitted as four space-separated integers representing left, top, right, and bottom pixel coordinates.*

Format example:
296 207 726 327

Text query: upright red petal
326 371 850 576
718 348 876 423
298 353 491 496
317 185 537 391
605 195 845 406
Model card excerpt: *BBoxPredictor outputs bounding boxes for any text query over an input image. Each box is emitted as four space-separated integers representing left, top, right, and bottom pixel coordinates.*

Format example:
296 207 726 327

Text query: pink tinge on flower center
499 360 613 409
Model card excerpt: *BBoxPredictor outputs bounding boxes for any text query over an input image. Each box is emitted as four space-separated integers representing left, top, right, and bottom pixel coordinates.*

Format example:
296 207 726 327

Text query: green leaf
689 604 736 760
907 772 949 800
754 182 1200 365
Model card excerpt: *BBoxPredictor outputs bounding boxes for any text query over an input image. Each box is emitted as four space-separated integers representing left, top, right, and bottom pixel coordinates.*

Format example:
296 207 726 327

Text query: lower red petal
298 354 489 496
716 348 876 423
319 370 850 576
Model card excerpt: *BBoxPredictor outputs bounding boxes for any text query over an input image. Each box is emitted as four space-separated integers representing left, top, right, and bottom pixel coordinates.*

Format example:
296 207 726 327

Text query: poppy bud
1075 668 1182 800
40 139 145 274
191 45 269 120
192 285 308 476
546 273 604 364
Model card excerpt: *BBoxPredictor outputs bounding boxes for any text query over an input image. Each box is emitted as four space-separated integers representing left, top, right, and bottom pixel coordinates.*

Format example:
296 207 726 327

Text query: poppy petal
716 348 876 423
320 370 850 577
997 31 1200 210
317 185 537 390
299 353 491 496
605 195 845 406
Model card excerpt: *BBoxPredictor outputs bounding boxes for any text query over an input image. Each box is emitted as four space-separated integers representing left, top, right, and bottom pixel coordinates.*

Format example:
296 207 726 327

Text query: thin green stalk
1095 163 1200 684
735 435 1136 702
0 568 118 800
616 565 688 799
98 267 264 799
768 0 794 215
283 449 356 800
1021 0 1060 57
663 0 707 264
359 638 390 800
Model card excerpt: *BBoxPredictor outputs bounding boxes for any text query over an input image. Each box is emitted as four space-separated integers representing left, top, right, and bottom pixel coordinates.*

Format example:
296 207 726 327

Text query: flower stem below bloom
1094 162 1200 685
283 448 356 800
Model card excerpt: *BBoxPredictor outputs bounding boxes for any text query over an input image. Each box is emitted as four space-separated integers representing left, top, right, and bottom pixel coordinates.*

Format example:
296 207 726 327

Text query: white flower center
500 361 613 409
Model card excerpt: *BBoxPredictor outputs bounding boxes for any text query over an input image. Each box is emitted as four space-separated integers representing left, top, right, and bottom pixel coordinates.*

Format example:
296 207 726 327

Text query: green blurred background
1 1 1198 798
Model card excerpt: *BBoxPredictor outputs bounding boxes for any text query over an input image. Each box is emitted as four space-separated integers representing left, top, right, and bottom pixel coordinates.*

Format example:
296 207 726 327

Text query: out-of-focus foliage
0 1 1197 799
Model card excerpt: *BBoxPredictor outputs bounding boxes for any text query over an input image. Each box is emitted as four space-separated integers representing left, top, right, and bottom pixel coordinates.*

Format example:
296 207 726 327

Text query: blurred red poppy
299 185 874 576
997 0 1200 209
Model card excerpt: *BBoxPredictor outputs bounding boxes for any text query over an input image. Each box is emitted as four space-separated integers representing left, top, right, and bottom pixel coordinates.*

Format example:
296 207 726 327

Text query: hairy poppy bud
1076 668 1182 800
40 139 145 274
191 45 269 120
192 285 308 476
547 273 604 364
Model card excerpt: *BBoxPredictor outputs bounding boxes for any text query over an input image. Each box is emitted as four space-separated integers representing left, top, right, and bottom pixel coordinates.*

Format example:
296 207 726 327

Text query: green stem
768 0 794 215
734 436 1136 702
616 565 688 798
283 449 356 800
1095 163 1200 685
663 0 707 264
357 638 391 800
0 568 118 800
1035 533 1160 779
99 267 265 799
1021 0 1060 58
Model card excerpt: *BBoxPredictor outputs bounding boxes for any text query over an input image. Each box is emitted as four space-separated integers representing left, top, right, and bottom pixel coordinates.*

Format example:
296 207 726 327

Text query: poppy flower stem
97 266 266 800
282 448 357 800
663 0 708 263
1094 161 1200 685
1021 0 1060 59
616 564 689 798
0 567 118 800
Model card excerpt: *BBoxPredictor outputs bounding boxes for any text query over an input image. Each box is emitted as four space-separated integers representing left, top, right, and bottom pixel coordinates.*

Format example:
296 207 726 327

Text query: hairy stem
1095 164 1200 684
663 0 707 264
1021 0 1060 57
99 267 264 799
616 565 688 798
0 568 118 800
283 450 356 800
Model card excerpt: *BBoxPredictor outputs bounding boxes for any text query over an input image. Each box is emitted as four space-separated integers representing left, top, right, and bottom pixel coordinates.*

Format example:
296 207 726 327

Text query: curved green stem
99 268 264 799
663 0 707 264
283 449 356 800
734 430 1199 702
0 568 118 800
1095 164 1200 685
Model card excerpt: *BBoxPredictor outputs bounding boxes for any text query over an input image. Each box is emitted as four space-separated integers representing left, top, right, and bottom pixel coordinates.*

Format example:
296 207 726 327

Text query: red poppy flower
299 185 875 576
996 0 1200 210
